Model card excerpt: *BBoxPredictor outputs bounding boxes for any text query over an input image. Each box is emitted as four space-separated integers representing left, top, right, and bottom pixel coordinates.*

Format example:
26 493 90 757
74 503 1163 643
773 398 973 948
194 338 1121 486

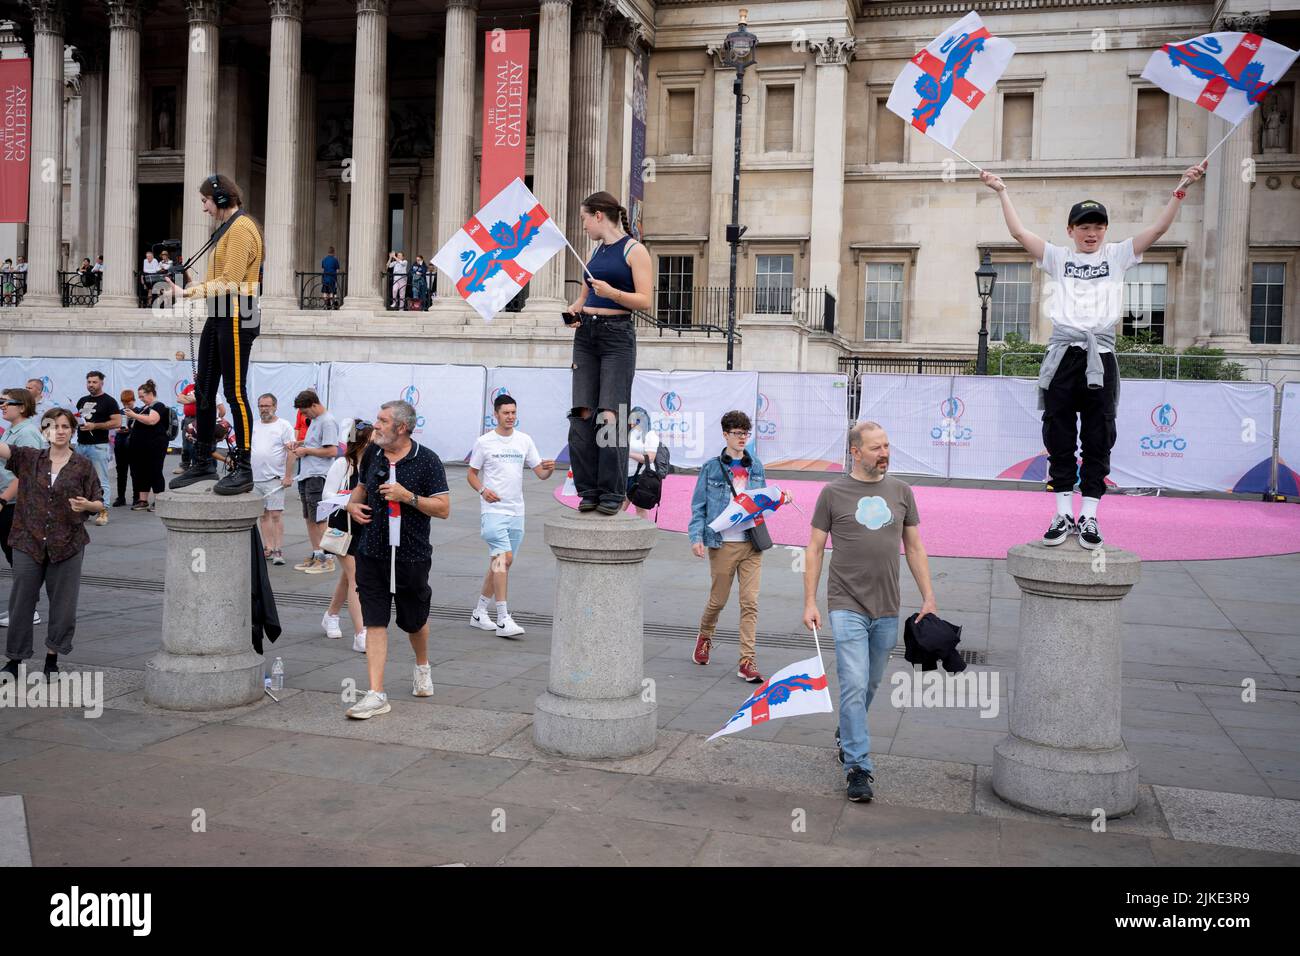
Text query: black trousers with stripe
1041 347 1119 500
194 310 257 452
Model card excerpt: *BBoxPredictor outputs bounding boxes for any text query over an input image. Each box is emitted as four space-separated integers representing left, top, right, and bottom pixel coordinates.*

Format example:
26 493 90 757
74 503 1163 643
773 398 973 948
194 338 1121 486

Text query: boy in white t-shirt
981 162 1206 549
466 394 556 637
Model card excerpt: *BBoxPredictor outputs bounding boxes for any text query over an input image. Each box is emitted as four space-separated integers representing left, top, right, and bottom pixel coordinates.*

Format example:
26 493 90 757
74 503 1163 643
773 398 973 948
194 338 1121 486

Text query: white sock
1055 491 1073 517
496 601 509 623
476 594 492 612
1080 496 1099 520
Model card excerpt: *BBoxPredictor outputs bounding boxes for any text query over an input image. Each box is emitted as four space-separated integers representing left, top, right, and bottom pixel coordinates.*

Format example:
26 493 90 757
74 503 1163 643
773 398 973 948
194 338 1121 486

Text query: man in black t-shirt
75 371 121 527
343 399 450 719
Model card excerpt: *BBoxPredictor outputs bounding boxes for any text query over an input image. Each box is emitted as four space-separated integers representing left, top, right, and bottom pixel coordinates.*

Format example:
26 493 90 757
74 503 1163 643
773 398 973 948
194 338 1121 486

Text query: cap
1068 200 1108 226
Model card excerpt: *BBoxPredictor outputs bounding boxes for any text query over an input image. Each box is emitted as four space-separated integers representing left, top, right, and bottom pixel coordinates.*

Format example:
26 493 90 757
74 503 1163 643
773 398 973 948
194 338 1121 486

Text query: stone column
602 19 640 203
706 60 737 286
145 488 267 710
564 0 614 285
992 542 1141 818
435 0 478 298
807 38 853 302
75 45 107 266
261 0 303 308
22 1 65 307
531 0 571 303
534 513 658 758
182 1 222 285
1209 114 1253 345
100 0 142 307
296 68 317 275
345 0 389 308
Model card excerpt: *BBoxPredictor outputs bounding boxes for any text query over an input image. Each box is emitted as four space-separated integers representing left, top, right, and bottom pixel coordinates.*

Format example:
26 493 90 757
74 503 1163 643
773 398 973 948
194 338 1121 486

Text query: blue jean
79 444 111 500
830 609 899 775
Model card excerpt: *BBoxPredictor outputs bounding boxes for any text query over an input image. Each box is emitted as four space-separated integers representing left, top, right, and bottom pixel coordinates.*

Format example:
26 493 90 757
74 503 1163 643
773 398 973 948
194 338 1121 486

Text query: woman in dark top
409 255 428 309
564 191 653 515
0 407 105 678
112 387 136 507
123 380 169 511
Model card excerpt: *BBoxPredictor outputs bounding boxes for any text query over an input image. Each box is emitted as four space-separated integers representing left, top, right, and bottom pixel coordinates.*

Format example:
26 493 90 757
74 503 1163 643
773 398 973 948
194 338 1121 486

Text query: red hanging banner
480 29 530 206
0 58 31 224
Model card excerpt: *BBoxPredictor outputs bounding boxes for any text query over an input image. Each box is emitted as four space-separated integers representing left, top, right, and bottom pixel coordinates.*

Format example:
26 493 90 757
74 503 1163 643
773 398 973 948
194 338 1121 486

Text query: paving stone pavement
1 461 1297 866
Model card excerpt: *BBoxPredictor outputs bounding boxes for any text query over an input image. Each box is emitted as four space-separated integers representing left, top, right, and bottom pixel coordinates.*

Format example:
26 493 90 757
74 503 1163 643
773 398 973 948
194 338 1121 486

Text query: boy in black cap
981 163 1205 548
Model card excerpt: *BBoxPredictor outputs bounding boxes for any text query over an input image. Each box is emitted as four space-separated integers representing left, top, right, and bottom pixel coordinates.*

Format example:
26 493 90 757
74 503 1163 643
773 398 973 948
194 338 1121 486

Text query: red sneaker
737 658 763 683
692 634 712 665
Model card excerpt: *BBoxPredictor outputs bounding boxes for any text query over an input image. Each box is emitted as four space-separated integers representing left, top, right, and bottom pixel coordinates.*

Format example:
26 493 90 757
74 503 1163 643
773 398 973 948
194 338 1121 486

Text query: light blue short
481 513 525 556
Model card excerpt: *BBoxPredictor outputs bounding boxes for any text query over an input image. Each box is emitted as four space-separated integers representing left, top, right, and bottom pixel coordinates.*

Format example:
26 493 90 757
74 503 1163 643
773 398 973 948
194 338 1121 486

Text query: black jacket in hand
903 613 966 673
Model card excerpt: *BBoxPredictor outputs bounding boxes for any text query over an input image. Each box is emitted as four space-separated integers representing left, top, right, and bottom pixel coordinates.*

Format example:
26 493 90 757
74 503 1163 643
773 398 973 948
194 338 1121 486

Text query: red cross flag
886 11 1015 151
1141 32 1298 127
433 177 567 322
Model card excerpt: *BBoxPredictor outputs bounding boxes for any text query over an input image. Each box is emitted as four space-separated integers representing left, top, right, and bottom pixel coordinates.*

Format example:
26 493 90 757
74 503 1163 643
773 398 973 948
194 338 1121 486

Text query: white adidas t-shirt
1037 238 1140 352
469 428 542 517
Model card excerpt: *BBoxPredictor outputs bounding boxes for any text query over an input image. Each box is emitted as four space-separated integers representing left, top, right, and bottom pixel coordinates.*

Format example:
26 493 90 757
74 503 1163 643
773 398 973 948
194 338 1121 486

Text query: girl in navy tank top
565 191 652 514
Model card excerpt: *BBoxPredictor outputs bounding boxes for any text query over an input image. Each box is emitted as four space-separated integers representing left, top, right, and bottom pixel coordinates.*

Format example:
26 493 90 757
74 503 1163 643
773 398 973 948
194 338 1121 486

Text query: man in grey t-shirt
290 389 340 574
804 421 939 804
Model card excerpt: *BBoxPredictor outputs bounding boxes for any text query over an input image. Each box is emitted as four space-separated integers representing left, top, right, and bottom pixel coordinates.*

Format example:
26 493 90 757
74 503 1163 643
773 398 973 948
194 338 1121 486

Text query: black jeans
568 316 636 506
1042 347 1119 499
194 312 258 451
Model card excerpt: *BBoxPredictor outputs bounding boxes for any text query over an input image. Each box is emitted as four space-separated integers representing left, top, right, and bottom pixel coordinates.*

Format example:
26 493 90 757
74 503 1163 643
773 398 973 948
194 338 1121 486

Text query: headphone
207 174 231 208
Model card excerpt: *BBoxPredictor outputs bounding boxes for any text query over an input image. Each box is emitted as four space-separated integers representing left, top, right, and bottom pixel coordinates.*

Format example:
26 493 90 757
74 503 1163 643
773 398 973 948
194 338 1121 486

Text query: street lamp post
975 250 997 374
719 10 757 371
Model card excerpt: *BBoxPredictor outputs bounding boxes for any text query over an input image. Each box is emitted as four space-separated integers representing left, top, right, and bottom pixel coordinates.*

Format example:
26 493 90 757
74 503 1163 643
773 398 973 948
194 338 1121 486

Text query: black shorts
354 554 432 633
299 475 326 521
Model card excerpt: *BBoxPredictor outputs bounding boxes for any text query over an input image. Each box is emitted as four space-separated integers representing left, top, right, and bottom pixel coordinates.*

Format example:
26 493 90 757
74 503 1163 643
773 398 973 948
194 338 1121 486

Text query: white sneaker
0 611 39 627
496 615 525 639
345 689 390 719
321 612 342 639
412 663 435 697
469 607 496 631
352 631 366 653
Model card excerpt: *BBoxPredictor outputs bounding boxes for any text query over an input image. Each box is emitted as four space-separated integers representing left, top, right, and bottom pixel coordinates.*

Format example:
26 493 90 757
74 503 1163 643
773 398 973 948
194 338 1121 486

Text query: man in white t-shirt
251 393 296 566
982 163 1206 550
466 393 555 637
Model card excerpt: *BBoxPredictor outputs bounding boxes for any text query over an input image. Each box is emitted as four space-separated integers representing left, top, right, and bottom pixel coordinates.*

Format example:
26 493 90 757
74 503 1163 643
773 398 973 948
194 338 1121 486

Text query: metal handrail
60 271 101 307
997 350 1263 381
297 270 348 310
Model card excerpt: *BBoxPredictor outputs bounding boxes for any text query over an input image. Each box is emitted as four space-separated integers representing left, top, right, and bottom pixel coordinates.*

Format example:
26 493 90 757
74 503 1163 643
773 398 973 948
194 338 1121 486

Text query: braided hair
581 191 631 235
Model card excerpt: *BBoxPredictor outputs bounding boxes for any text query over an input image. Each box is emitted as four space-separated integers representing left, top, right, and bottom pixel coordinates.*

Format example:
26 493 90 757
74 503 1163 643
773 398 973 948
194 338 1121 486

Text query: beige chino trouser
697 541 763 662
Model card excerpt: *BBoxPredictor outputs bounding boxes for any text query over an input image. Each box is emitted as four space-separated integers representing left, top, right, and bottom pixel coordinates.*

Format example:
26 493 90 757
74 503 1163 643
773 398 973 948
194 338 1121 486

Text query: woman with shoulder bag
321 420 372 653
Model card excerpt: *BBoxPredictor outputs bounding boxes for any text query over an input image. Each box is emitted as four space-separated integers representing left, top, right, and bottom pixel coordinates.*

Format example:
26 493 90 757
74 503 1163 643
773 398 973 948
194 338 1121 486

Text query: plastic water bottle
271 657 284 692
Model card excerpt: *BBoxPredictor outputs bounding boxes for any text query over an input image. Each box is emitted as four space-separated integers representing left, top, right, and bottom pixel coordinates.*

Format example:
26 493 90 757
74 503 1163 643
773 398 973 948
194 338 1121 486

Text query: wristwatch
409 491 418 506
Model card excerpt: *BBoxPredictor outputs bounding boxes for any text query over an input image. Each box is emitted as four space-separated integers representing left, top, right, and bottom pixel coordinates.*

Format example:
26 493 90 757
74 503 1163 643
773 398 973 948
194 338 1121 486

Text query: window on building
1251 262 1285 344
656 255 694 326
863 262 904 340
764 85 795 152
874 98 904 163
1123 262 1168 343
1001 93 1033 161
990 262 1032 341
1136 90 1169 158
756 254 794 313
666 89 694 155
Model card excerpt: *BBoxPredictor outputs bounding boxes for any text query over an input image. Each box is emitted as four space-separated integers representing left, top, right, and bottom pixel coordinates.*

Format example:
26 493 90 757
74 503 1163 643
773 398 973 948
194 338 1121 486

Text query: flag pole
563 237 596 282
1176 119 1241 190
811 623 825 662
941 141 984 174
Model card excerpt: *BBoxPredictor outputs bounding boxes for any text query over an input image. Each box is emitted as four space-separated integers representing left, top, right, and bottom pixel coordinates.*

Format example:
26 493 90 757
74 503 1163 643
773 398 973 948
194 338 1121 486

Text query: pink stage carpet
555 476 1300 561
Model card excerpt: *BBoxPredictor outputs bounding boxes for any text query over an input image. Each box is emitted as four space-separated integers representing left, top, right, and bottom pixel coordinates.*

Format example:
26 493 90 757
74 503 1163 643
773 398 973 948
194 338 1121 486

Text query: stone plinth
993 541 1141 818
144 486 266 711
534 512 657 759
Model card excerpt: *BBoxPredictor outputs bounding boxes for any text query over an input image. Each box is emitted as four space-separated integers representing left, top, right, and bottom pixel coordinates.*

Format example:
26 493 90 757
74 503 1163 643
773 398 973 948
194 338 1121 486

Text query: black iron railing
384 266 434 311
61 271 101 307
0 271 26 307
838 355 974 419
297 270 348 309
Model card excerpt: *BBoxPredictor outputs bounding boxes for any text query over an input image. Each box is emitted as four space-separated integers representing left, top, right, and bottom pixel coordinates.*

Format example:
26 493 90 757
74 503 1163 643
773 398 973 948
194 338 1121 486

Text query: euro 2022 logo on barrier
485 385 509 429
173 378 192 403
401 384 427 433
1140 401 1187 456
931 395 973 445
654 390 692 442
755 392 777 442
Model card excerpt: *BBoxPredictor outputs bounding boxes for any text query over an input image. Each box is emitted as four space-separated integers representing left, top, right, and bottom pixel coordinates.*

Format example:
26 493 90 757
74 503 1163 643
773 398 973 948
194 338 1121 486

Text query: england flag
885 12 1016 150
1141 32 1298 126
709 653 833 741
433 177 567 323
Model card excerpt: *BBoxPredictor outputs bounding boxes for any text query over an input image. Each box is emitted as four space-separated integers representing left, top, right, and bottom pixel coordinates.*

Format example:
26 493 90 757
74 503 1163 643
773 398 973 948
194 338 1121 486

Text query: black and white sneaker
846 767 875 803
835 727 845 766
1077 516 1103 550
1042 513 1076 546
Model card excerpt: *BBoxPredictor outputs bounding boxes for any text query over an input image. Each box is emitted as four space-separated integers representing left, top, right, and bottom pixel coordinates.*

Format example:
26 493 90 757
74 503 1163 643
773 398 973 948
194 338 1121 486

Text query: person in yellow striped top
165 173 264 496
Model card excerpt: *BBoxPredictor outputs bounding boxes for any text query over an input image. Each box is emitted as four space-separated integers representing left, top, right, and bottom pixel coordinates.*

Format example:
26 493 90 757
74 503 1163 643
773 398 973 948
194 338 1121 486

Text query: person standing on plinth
981 163 1206 549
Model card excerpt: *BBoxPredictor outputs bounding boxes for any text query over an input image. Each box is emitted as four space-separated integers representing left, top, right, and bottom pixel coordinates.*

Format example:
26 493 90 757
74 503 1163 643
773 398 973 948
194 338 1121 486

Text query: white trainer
412 663 435 697
345 689 390 719
352 631 367 653
469 607 497 631
0 611 39 627
496 615 525 639
321 612 342 639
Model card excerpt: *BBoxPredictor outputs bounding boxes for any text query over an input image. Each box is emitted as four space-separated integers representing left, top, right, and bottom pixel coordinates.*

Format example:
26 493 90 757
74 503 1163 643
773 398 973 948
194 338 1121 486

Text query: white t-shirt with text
469 428 541 517
1036 238 1140 352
